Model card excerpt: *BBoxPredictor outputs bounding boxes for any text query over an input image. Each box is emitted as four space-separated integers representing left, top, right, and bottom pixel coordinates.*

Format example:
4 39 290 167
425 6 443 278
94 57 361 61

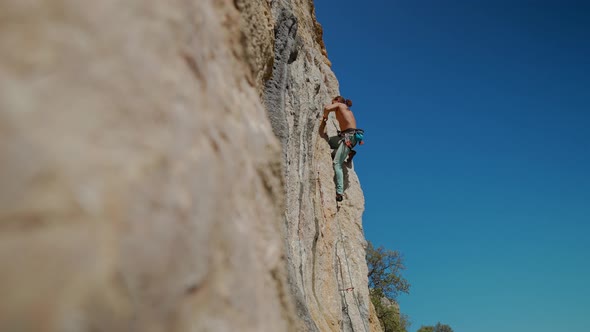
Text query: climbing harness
338 128 365 148
328 116 366 148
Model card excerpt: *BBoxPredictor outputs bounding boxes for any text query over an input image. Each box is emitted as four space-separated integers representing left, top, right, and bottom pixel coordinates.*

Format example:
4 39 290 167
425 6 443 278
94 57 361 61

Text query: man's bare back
334 105 356 131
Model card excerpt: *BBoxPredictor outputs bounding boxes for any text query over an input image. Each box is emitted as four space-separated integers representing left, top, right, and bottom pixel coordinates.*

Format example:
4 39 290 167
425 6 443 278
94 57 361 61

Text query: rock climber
319 96 364 202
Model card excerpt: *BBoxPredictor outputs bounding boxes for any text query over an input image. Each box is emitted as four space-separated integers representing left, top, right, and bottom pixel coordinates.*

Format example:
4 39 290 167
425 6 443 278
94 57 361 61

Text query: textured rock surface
260 1 381 331
0 0 379 331
0 0 292 331
235 0 275 94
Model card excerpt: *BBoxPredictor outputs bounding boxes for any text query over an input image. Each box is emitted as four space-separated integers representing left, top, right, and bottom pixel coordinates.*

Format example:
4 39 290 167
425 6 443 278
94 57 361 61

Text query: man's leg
328 136 341 149
328 136 340 160
333 141 350 198
346 150 357 166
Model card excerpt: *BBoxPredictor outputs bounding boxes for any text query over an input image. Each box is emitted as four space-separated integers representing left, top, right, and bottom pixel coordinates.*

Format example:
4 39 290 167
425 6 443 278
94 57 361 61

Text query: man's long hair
333 95 353 107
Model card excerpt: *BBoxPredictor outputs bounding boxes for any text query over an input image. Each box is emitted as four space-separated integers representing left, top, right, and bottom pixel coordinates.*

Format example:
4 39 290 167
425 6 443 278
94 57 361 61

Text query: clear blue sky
315 1 590 331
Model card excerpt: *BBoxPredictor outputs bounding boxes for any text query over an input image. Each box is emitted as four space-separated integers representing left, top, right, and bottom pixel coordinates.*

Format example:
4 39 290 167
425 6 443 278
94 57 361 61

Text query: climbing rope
316 170 369 332
335 251 353 330
335 202 370 332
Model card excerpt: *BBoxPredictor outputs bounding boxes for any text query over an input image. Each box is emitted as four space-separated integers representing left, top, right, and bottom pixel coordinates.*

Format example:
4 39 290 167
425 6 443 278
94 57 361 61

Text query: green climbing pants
329 135 357 195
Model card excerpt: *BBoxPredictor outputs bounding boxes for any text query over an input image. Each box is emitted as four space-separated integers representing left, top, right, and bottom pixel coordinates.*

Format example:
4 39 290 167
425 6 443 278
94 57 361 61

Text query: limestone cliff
254 1 381 331
0 0 379 331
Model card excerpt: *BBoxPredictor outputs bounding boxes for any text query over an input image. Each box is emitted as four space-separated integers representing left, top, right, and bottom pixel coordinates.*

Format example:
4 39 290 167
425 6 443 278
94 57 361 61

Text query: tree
417 327 434 332
433 322 454 332
370 296 410 332
417 322 453 332
366 241 410 299
366 241 411 332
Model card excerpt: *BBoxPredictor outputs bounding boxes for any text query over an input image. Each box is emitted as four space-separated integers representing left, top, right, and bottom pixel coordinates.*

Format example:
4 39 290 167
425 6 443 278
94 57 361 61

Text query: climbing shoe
336 193 343 202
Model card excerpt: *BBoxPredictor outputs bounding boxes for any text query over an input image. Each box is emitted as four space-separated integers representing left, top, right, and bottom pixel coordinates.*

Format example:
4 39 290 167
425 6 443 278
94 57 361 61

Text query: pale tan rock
235 0 275 93
0 0 380 331
259 0 382 331
0 0 292 331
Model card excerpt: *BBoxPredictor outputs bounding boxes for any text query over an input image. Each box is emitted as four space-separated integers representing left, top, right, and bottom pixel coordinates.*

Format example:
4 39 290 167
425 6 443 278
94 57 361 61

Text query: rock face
0 1 290 331
259 1 381 331
0 0 379 331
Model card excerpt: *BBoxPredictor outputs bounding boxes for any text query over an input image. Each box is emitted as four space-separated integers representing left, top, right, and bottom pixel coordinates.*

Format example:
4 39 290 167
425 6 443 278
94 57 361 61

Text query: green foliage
366 241 411 332
370 293 409 332
417 323 454 332
366 241 410 299
366 242 453 332
417 326 434 332
433 322 454 332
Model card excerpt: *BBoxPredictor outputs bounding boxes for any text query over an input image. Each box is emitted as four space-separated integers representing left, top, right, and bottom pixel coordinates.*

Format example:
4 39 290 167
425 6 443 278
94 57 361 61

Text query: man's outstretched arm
323 103 339 118
319 114 328 138
320 102 340 137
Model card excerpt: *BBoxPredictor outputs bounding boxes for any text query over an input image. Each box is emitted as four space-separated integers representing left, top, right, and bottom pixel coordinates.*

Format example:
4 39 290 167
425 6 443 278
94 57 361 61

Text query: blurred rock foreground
0 0 380 331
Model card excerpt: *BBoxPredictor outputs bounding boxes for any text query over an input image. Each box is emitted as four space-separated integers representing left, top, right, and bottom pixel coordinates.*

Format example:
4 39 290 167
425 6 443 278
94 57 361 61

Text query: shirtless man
319 96 364 202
